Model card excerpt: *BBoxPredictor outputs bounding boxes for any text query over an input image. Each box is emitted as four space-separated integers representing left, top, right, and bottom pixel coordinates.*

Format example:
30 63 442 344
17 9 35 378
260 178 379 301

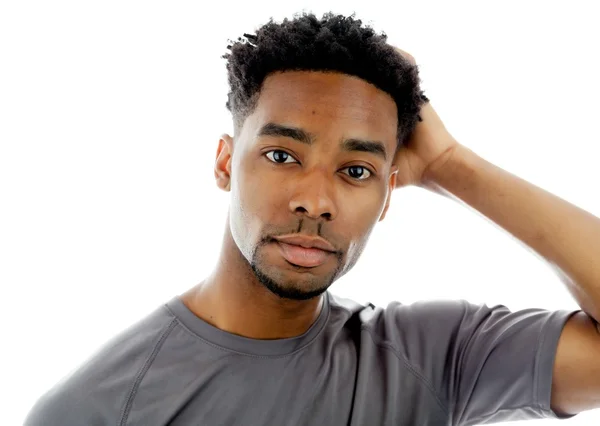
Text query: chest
168 341 359 425
163 340 446 425
125 330 447 425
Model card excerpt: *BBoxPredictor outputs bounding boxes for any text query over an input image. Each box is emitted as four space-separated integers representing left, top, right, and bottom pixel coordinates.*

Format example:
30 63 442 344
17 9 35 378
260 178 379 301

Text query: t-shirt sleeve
23 310 175 426
390 299 581 425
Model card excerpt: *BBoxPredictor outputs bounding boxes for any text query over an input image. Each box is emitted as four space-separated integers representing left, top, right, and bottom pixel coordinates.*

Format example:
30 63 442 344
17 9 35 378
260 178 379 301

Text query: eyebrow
257 122 388 161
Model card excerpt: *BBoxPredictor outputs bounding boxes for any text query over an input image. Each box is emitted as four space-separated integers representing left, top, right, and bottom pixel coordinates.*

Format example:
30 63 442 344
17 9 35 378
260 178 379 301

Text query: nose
288 167 337 221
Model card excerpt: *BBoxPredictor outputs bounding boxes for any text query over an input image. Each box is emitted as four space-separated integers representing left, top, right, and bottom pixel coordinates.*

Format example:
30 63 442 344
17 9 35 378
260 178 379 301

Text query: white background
2 1 599 424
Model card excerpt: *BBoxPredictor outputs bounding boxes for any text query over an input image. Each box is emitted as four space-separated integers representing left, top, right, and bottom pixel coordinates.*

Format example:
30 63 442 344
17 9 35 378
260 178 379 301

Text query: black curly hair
222 11 428 152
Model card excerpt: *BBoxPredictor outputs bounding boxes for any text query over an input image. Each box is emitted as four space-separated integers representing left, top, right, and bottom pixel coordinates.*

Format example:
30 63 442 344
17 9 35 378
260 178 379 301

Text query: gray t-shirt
24 291 581 425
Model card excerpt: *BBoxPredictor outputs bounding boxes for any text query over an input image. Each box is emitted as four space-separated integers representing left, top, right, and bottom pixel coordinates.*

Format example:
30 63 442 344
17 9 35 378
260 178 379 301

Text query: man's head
215 12 426 301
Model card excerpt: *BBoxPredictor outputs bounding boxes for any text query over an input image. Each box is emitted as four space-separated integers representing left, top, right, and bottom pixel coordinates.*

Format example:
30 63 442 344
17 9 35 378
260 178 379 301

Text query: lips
277 242 332 268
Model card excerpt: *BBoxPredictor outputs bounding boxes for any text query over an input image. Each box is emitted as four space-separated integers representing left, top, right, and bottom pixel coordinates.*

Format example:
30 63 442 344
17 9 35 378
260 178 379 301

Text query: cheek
229 159 260 252
340 212 379 272
230 159 284 247
343 184 387 220
336 189 386 246
235 164 278 218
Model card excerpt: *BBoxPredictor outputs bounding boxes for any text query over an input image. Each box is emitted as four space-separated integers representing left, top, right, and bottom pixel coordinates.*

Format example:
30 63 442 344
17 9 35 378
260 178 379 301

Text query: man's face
215 71 399 300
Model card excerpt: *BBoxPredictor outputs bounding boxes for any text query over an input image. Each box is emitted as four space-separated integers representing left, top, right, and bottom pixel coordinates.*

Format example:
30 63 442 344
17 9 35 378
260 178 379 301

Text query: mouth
276 242 333 268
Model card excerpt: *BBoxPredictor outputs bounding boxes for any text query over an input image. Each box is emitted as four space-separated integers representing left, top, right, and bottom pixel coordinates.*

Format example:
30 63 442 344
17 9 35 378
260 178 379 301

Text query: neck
181 224 325 340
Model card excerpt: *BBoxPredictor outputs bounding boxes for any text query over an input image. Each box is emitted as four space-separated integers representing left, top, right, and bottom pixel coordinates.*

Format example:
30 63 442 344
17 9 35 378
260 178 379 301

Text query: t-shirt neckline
164 291 331 357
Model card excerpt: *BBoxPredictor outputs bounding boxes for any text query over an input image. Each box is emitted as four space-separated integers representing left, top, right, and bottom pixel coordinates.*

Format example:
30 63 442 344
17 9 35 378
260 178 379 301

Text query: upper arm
551 311 600 416
428 301 582 425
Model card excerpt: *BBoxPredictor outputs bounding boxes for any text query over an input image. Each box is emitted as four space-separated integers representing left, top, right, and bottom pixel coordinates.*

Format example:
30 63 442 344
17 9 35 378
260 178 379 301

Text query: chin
250 262 332 301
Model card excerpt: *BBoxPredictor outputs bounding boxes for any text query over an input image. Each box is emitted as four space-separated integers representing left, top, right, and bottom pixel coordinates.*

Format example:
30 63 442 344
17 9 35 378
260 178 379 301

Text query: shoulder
331 296 496 382
358 297 568 353
332 295 478 342
327 293 483 358
23 302 178 426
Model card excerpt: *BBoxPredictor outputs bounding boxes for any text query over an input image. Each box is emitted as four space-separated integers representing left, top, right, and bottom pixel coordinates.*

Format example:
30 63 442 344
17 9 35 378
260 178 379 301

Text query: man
24 12 600 426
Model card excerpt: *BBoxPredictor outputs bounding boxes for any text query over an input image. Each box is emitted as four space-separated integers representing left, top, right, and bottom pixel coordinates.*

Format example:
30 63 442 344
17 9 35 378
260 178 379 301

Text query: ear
215 134 234 192
379 166 398 222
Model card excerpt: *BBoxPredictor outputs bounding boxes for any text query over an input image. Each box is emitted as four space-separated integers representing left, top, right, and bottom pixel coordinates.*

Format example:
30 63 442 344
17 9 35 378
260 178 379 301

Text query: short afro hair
222 11 428 151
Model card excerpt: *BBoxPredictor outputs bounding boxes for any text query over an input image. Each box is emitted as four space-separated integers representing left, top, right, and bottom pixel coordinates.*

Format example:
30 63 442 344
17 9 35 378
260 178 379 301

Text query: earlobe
215 134 234 192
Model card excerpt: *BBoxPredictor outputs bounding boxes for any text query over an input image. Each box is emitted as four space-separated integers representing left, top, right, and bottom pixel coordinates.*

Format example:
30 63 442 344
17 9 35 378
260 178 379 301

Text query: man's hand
392 48 460 189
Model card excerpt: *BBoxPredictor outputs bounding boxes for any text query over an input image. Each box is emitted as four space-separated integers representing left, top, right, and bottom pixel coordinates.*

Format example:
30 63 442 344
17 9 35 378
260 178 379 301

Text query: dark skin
181 70 399 339
179 48 600 415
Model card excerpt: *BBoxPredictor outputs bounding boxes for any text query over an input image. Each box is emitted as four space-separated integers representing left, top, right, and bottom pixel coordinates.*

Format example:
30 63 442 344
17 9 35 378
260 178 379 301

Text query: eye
342 165 372 181
265 150 298 164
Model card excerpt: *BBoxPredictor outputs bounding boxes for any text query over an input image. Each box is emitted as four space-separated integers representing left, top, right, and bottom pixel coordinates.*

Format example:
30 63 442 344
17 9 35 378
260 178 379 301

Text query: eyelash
264 149 374 181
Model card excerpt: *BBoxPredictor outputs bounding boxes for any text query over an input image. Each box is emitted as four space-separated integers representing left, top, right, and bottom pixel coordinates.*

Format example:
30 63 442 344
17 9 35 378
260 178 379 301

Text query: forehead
249 71 398 146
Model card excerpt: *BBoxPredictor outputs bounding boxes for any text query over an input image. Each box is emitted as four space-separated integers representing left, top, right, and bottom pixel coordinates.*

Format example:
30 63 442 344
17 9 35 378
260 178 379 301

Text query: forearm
424 143 600 321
